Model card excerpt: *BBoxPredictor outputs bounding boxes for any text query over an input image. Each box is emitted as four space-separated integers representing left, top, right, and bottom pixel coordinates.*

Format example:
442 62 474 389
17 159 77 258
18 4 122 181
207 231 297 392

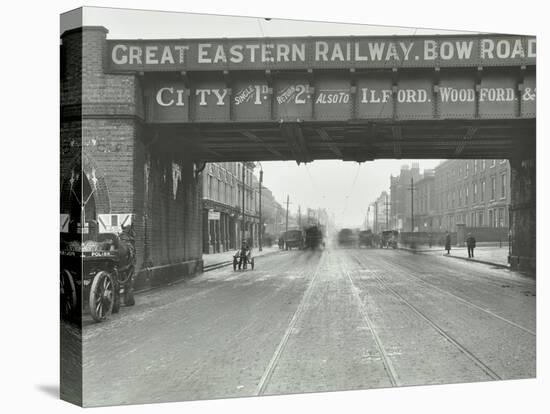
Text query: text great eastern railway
108 36 535 71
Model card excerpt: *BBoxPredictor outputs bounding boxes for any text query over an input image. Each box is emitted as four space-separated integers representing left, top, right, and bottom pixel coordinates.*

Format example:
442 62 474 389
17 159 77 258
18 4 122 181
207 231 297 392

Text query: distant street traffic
80 247 536 407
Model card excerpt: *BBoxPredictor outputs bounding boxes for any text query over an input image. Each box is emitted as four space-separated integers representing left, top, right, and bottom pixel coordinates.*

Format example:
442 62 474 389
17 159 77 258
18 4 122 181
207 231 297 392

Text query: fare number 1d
156 86 270 107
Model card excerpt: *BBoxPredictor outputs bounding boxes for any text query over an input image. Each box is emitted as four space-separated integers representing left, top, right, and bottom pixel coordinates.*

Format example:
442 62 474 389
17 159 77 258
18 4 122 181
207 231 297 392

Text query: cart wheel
89 271 115 322
251 258 255 270
60 269 77 319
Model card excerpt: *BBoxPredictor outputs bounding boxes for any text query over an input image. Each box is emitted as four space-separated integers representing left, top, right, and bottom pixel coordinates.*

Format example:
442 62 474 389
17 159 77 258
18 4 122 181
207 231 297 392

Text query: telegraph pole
410 177 415 232
241 163 246 246
374 201 378 233
385 193 389 231
285 195 290 246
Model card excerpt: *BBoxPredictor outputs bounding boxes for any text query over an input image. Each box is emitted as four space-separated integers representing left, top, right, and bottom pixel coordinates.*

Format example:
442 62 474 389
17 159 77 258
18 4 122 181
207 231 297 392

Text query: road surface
79 247 536 407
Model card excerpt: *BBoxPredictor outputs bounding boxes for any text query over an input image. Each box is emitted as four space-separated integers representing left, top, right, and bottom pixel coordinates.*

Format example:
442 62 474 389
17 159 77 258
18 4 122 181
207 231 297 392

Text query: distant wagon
381 230 398 248
304 225 325 249
337 228 357 248
283 229 304 250
358 230 374 248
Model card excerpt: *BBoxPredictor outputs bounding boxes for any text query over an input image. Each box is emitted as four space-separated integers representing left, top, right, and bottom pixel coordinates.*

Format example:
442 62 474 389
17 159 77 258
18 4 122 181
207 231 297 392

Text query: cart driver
118 223 136 306
238 241 250 269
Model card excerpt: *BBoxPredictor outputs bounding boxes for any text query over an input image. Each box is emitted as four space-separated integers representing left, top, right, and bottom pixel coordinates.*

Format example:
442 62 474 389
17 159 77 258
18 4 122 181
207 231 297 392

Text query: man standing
466 233 476 258
445 231 452 255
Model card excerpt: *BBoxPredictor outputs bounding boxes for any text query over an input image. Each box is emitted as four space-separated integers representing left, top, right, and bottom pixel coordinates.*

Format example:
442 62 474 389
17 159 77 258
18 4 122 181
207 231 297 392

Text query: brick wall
61 26 203 291
509 159 536 270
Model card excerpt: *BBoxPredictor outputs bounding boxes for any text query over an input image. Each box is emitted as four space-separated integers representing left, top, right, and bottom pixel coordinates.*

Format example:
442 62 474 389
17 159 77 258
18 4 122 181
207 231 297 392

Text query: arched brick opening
60 153 111 218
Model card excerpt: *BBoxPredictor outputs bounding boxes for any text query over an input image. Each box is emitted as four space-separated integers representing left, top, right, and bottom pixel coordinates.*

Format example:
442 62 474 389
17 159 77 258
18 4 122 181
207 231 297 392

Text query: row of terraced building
388 160 511 240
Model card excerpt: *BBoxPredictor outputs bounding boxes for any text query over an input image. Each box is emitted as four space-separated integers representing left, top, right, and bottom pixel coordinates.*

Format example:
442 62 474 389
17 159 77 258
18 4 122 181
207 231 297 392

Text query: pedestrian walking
445 231 451 255
466 233 476 258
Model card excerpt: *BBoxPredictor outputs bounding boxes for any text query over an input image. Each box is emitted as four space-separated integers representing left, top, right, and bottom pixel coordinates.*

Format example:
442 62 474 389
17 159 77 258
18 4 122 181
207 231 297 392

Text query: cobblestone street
79 247 535 407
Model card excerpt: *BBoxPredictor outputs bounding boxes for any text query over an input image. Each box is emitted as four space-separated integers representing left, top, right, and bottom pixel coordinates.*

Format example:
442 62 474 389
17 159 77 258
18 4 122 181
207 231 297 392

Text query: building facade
388 160 511 236
371 191 391 233
433 159 511 231
390 163 423 231
258 186 285 241
202 162 260 254
414 169 436 231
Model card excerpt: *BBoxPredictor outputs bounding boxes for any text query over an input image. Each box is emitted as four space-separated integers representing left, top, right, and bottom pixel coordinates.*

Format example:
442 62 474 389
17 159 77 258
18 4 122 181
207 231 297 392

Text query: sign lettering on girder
108 35 536 72
145 72 535 122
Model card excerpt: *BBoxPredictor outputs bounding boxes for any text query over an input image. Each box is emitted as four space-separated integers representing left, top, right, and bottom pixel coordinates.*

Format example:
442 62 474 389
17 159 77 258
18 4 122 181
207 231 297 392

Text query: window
491 159 496 167
501 173 507 198
471 212 476 227
465 162 469 177
474 160 478 174
465 186 469 205
481 180 485 202
491 176 496 200
478 211 484 226
458 188 462 206
473 183 477 202
489 210 494 227
498 207 505 227
481 159 486 170
208 175 213 199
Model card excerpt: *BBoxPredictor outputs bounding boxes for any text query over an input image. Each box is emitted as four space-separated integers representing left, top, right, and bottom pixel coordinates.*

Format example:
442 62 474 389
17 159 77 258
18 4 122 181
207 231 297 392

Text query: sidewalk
399 243 510 267
202 245 281 269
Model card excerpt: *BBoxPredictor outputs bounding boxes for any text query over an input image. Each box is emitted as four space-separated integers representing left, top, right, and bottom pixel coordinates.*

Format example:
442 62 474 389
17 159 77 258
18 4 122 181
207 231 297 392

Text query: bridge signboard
144 72 535 123
108 35 535 72
124 34 535 123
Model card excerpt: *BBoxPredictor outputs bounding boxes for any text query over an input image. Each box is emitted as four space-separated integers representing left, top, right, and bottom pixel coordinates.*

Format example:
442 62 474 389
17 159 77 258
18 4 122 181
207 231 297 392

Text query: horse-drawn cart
61 225 136 323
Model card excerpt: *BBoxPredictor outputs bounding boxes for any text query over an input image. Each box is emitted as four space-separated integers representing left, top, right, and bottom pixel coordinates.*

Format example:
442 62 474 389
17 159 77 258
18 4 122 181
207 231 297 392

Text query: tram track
350 252 502 381
254 252 324 395
344 268 400 386
255 250 401 394
179 262 314 387
370 254 535 336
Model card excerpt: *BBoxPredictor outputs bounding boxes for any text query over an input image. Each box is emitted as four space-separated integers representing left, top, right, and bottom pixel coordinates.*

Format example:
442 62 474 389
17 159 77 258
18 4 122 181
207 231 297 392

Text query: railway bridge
61 27 536 288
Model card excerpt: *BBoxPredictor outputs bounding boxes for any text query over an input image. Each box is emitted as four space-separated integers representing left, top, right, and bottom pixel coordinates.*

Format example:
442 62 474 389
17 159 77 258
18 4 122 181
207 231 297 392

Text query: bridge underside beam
157 119 535 163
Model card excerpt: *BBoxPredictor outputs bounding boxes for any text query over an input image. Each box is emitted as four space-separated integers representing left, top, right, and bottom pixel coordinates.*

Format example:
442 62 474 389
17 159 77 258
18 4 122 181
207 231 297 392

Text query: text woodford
112 38 536 66
155 85 535 107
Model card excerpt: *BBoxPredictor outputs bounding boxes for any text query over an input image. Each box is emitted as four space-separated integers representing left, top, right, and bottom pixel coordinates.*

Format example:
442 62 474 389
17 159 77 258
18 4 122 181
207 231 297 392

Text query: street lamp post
258 162 263 251
408 177 416 248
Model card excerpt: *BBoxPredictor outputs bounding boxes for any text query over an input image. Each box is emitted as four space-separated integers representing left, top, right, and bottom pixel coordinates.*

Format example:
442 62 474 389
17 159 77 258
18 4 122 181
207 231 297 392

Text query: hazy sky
63 7 474 227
